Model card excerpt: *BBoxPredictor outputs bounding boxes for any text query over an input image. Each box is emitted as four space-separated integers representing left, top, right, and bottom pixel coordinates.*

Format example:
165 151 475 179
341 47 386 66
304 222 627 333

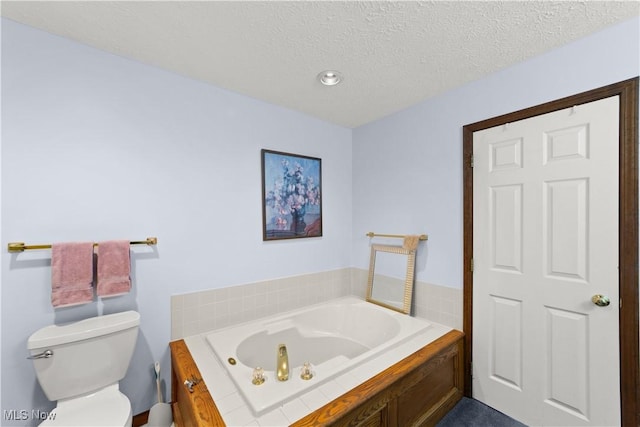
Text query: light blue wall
2 14 639 426
352 17 640 289
1 18 352 424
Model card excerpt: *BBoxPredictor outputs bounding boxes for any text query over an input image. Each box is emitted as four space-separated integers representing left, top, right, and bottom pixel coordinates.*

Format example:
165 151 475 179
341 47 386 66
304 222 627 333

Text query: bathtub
204 296 433 416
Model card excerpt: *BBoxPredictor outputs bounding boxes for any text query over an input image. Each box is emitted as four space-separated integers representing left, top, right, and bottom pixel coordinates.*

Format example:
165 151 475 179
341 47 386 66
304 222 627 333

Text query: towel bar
366 232 428 241
7 237 158 253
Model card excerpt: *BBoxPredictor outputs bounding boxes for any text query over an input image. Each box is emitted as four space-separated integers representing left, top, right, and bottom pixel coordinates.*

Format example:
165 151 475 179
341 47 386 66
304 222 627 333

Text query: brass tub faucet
277 344 289 381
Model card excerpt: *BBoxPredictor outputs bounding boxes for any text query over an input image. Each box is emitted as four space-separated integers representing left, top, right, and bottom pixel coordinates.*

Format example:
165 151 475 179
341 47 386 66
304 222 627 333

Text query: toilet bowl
28 311 140 427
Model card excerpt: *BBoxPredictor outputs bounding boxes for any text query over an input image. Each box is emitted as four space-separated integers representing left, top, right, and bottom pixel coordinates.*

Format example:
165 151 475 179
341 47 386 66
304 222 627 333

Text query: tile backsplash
171 268 462 340
350 268 463 330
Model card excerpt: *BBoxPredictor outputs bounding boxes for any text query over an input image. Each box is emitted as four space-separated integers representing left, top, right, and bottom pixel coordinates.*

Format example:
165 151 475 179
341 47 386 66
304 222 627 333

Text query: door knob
591 294 610 307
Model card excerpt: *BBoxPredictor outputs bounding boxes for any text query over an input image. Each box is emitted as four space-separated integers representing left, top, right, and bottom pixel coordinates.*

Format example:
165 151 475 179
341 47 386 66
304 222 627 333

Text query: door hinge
470 154 474 168
620 298 623 309
471 258 474 272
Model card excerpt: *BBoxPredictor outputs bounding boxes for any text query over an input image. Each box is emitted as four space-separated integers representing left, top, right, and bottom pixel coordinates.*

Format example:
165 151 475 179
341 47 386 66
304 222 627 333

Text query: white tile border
182 318 453 426
171 268 462 340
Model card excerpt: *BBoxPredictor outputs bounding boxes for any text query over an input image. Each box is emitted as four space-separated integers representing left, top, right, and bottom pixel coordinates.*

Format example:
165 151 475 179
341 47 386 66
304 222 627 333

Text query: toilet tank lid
28 311 140 350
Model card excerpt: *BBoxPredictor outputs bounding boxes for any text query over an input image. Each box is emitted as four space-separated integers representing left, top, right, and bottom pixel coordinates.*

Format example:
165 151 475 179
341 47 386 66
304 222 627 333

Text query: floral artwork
261 149 322 240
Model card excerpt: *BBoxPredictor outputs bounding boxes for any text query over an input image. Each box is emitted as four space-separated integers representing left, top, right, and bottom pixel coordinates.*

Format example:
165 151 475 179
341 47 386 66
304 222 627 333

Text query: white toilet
27 311 140 426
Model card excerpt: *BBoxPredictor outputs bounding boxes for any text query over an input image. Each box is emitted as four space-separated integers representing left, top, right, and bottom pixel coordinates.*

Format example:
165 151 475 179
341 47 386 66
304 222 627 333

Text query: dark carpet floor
437 397 527 427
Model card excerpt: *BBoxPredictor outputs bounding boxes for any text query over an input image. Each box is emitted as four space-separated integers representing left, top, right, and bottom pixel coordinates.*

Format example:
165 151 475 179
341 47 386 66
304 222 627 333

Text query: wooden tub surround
170 329 464 427
170 340 225 426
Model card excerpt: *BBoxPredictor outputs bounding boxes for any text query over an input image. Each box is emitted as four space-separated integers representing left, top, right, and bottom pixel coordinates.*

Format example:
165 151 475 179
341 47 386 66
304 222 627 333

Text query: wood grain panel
291 330 464 427
356 406 388 427
396 356 454 426
170 340 226 427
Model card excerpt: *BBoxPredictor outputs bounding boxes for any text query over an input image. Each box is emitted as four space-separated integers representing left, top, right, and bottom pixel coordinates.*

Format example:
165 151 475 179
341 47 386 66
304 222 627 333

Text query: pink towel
51 242 94 308
51 288 94 308
97 240 131 297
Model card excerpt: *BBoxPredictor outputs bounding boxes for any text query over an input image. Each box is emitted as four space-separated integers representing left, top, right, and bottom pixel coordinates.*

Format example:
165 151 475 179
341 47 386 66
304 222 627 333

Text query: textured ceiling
2 1 639 128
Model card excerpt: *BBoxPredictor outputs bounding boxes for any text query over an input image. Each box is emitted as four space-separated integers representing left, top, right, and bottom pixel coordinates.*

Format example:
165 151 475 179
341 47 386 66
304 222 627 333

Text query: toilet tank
27 311 140 401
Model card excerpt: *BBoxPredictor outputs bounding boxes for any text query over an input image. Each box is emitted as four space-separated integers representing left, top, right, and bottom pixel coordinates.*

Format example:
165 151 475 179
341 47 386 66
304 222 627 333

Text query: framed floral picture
261 149 322 240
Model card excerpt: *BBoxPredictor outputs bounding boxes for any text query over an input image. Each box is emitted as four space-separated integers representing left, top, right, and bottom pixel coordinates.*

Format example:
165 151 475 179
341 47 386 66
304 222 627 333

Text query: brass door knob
591 294 611 307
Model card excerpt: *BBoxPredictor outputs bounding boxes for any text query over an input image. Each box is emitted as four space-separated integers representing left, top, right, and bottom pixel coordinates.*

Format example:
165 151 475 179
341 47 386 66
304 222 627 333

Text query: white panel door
472 96 620 426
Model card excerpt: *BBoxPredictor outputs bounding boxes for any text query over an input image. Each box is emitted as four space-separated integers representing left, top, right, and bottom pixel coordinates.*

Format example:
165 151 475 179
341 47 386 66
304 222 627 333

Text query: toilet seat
39 384 132 427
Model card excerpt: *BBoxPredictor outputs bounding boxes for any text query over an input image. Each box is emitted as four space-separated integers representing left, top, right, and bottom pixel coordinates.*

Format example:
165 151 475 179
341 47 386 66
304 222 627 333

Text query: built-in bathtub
204 296 433 416
176 296 462 426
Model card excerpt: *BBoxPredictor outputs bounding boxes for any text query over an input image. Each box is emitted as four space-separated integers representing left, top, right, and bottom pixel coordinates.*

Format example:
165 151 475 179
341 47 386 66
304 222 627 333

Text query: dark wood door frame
462 77 639 426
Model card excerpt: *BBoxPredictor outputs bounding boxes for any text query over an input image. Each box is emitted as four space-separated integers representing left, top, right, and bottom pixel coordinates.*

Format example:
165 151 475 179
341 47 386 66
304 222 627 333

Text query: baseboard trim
132 410 149 427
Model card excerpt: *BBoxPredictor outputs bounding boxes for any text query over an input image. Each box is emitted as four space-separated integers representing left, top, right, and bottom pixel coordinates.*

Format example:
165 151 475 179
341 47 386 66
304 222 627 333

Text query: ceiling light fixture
317 70 342 86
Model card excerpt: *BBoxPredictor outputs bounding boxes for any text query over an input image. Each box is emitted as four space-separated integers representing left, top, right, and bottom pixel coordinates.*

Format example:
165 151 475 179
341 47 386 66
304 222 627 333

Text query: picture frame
261 149 322 241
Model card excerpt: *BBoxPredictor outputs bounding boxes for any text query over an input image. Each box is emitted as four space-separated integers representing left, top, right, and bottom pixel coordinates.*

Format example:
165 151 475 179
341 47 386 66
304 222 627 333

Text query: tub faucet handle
300 362 314 380
277 344 289 381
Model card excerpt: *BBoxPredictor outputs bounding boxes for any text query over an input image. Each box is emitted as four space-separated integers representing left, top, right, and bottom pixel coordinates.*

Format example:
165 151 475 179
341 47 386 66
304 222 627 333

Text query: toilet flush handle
27 349 53 360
